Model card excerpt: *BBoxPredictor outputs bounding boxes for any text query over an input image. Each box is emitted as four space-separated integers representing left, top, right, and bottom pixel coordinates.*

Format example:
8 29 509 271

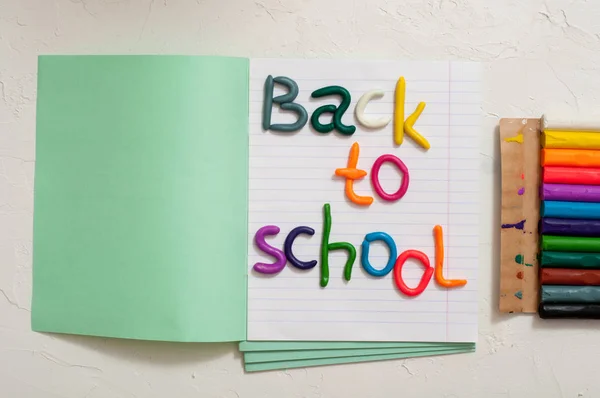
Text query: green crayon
541 235 600 253
541 251 600 268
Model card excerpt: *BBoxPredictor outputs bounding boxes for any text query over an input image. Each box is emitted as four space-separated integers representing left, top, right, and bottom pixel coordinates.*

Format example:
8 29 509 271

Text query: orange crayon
542 148 600 168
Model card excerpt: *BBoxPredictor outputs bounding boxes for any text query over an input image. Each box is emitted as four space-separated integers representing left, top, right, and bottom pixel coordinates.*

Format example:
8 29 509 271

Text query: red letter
393 250 433 297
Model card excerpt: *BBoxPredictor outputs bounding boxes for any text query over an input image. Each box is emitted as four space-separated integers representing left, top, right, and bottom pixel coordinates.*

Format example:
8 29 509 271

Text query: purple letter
253 225 287 274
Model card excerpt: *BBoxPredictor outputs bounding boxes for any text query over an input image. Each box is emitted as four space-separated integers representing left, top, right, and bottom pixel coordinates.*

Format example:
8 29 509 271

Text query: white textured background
2 0 600 397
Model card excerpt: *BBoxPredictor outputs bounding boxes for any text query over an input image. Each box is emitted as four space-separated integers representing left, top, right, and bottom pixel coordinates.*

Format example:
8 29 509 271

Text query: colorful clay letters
261 75 430 150
335 143 409 206
254 75 466 298
252 204 467 297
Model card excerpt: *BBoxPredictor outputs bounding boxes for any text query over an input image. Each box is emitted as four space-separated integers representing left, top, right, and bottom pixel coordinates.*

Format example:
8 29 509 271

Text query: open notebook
32 56 480 369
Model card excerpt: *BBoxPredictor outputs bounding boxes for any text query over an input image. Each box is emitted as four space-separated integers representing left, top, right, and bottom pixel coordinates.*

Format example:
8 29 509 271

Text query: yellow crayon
404 102 431 150
542 130 600 149
393 77 405 146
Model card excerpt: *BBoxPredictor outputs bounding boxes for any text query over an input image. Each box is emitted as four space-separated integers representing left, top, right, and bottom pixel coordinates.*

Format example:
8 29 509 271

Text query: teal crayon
541 235 600 252
541 201 600 220
541 251 600 268
541 285 600 304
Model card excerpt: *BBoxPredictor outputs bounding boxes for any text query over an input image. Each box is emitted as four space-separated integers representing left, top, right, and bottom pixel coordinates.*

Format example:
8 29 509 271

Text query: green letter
320 203 357 287
262 75 308 132
310 86 356 135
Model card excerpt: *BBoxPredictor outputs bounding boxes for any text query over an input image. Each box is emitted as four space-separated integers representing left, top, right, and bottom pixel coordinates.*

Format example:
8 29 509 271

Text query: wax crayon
539 303 600 319
541 183 600 202
541 285 600 304
540 251 600 269
541 235 600 252
542 130 600 149
541 201 600 220
543 166 600 185
541 218 600 236
541 114 600 132
541 148 600 168
541 268 600 285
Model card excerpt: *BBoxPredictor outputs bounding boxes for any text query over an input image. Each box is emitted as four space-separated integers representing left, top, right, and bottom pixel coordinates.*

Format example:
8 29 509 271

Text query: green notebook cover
244 347 475 372
32 55 249 342
244 344 475 363
239 341 475 370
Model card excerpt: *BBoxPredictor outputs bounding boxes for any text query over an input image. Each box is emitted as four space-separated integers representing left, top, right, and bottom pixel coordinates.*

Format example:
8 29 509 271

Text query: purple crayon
541 183 600 203
541 217 600 237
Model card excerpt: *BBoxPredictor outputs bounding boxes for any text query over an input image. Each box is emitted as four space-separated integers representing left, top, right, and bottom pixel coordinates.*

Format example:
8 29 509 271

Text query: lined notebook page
247 59 480 343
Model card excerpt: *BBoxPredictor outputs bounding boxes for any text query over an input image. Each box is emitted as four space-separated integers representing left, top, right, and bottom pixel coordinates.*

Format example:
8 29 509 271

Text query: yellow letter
393 77 405 145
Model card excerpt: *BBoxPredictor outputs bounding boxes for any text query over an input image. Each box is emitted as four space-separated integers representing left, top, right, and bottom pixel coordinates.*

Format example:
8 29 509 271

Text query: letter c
284 226 317 270
355 89 392 129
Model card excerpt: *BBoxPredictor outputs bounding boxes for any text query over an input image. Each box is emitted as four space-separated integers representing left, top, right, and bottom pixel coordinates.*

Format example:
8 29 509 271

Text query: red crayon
541 268 600 286
543 166 600 185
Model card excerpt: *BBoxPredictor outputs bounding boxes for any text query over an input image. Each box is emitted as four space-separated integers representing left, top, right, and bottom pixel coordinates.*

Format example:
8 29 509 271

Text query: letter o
370 154 410 201
393 250 434 297
361 232 397 277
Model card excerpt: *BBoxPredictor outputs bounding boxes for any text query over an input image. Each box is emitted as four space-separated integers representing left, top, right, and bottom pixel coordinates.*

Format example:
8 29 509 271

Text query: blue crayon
541 285 600 304
541 201 600 220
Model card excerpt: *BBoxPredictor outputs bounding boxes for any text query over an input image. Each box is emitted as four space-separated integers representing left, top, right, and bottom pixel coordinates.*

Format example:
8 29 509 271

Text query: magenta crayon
541 183 600 202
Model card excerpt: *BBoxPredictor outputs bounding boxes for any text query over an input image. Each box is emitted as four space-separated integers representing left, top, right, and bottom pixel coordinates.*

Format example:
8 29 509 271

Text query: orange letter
433 225 467 288
335 142 373 206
